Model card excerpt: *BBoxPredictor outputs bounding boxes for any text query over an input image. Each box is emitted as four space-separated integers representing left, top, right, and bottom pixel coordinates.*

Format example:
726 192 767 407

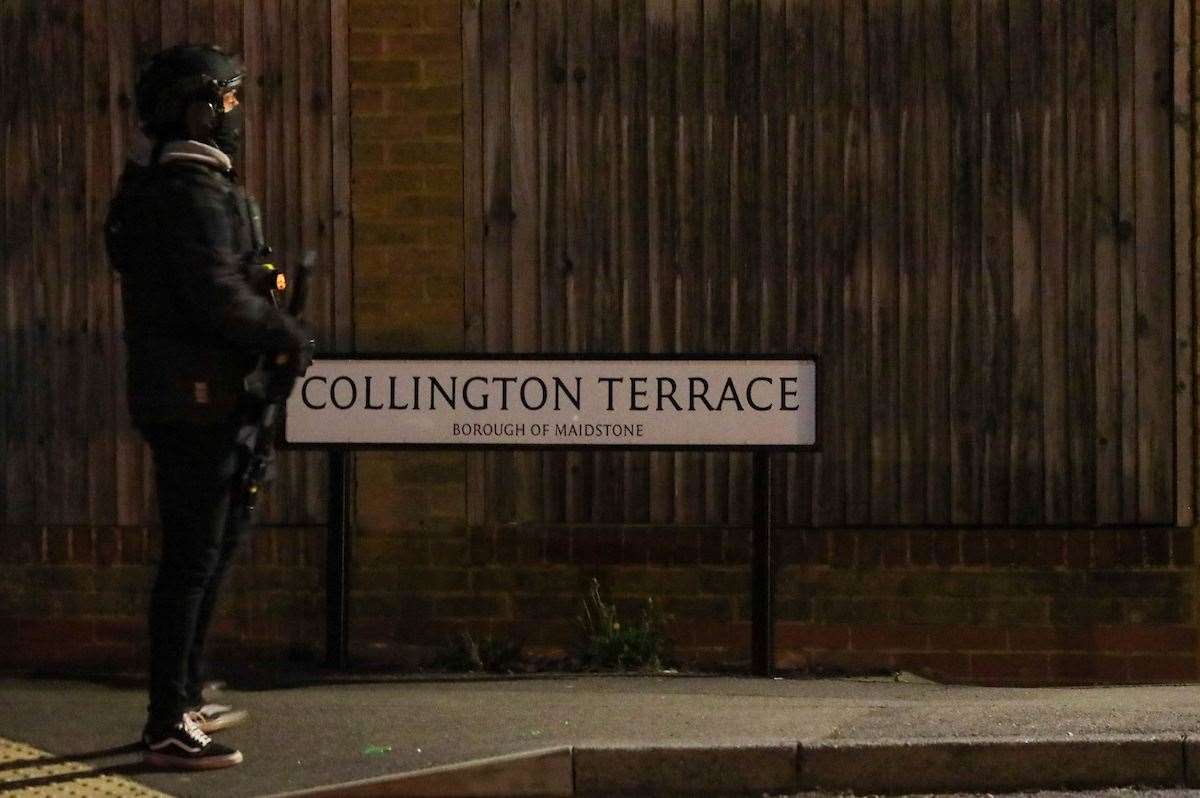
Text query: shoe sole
197 708 249 733
144 749 243 770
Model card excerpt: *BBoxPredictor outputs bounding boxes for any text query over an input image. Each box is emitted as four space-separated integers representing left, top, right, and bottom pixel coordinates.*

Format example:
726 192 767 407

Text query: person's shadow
0 742 178 791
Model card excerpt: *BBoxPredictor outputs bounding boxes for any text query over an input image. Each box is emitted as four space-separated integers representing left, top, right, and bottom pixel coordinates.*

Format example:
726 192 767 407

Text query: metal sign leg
751 450 775 677
326 449 350 669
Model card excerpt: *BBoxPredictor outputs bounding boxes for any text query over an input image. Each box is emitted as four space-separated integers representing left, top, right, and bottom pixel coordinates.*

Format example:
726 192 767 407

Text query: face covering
211 105 243 157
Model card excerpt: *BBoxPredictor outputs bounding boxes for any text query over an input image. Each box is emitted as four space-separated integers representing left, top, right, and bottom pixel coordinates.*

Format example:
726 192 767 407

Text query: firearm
237 194 315 517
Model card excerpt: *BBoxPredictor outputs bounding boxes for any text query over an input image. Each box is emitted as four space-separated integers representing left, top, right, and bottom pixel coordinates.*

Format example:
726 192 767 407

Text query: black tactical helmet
135 44 244 153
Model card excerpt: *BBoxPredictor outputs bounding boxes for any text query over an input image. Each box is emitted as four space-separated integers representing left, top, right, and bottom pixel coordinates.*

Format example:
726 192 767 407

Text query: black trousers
142 422 254 727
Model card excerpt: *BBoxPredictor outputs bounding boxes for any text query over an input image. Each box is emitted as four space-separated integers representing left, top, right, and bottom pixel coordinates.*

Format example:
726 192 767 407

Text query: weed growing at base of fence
575 578 673 671
430 631 524 673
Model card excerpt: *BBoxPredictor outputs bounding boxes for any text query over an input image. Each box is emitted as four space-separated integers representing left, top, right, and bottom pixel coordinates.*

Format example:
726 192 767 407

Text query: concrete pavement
3 674 1200 795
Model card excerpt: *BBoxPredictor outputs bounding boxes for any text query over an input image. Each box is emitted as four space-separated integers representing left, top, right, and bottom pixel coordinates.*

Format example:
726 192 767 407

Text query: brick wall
1 526 325 672
349 0 463 353
346 520 1196 684
773 528 1196 684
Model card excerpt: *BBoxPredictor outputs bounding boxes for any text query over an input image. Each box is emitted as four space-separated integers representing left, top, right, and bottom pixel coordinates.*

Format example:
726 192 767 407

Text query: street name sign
285 355 817 449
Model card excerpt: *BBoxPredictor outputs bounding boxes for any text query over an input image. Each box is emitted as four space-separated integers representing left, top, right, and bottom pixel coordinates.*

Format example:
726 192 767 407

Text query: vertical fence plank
923 0 952 523
463 0 487 527
1065 0 1095 525
675 0 705 524
214 0 240 53
1116 0 1137 523
1133 0 1174 522
949 0 980 524
278 0 302 525
59 1 90 525
727 0 759 527
591 0 624 521
286 0 310 522
29 1 56 526
565 0 593 522
45 1 68 525
1172 0 1194 527
242 0 264 215
107 0 136 527
482 0 515 523
536 0 566 523
810 0 844 526
258 0 283 522
37 0 63 526
648 0 675 523
1008 0 1043 525
591 0 620 358
784 0 814 527
255 0 285 523
511 0 542 522
4 0 32 526
162 0 186 45
843 0 871 525
620 0 651 522
979 0 1013 525
868 0 901 525
898 0 927 525
759 0 787 530
187 0 214 43
0 0 10 526
138 0 165 525
1093 0 1121 525
1040 0 1069 523
699 0 729 524
759 0 788 360
303 0 333 523
136 0 162 72
71 1 96 527
330 0 353 353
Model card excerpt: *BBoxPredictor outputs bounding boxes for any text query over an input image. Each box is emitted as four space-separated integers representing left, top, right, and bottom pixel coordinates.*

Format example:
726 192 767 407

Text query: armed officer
106 45 312 770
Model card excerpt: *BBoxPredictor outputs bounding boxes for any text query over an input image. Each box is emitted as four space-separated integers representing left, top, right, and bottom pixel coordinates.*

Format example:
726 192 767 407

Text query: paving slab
574 743 798 796
800 736 1185 794
268 746 574 798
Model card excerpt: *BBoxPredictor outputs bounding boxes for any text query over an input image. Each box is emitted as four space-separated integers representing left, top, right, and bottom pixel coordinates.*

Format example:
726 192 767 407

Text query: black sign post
325 449 351 669
289 355 816 676
751 452 775 676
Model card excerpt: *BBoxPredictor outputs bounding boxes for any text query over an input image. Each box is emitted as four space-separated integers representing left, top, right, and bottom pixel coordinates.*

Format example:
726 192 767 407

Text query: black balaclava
211 104 243 157
136 44 245 158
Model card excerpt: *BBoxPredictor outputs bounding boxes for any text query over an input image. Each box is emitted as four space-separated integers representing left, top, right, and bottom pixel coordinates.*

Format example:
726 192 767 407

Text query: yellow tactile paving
0 735 170 797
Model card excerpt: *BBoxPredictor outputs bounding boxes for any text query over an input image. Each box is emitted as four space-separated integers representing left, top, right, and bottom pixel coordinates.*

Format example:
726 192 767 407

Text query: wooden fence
462 0 1194 528
2 0 1193 534
1 0 351 528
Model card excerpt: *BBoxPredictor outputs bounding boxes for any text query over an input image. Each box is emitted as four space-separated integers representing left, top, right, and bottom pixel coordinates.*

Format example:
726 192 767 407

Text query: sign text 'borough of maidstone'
285 358 817 448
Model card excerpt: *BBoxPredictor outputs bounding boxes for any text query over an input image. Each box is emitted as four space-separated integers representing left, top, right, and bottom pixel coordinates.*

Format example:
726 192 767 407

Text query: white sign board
285 357 817 448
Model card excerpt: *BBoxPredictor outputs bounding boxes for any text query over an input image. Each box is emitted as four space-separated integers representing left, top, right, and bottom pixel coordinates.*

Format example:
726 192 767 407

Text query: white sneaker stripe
148 738 203 754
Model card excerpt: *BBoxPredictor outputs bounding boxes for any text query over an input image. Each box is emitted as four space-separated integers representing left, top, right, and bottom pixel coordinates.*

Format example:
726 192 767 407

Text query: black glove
264 368 298 403
279 319 315 374
262 324 314 402
290 332 316 376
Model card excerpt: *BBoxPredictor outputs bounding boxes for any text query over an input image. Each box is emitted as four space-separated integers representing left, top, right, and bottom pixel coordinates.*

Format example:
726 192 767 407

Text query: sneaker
190 702 249 733
143 712 243 770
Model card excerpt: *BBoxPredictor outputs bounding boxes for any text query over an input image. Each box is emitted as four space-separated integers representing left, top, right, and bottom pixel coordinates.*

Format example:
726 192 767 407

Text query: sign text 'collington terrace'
285 359 817 448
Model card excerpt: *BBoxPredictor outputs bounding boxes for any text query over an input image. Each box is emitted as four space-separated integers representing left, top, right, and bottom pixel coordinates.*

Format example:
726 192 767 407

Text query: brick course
344 518 1196 684
1 526 325 672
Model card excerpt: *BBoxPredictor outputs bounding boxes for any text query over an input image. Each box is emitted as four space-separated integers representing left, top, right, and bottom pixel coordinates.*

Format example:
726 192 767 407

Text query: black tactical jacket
106 141 306 428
